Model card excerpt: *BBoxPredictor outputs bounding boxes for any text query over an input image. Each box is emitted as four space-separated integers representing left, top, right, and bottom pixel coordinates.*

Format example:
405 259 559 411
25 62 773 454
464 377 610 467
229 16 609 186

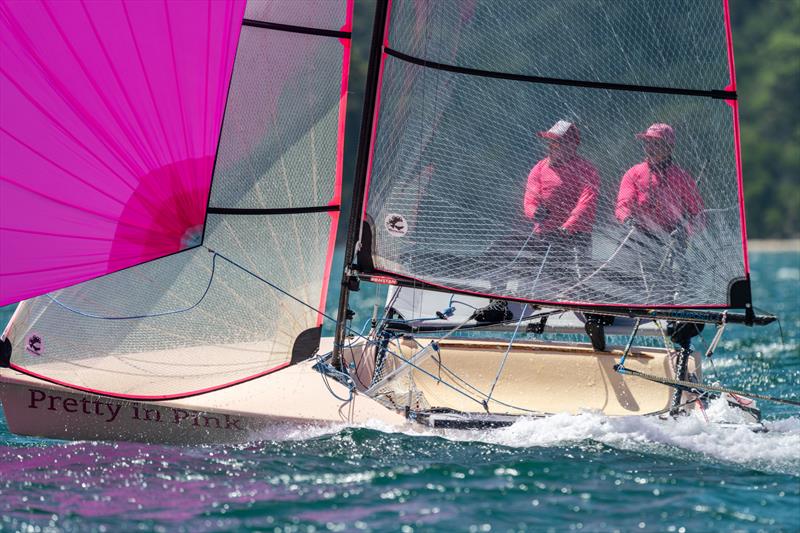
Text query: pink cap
636 123 676 145
538 120 580 144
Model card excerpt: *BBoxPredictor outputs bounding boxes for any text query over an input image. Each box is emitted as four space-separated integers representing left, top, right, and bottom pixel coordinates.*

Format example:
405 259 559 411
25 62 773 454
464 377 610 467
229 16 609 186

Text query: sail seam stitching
385 48 737 100
242 18 351 39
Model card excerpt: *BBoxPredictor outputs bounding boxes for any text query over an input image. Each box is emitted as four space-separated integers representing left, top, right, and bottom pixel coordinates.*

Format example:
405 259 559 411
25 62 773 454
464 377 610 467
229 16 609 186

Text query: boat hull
1 337 702 444
0 358 406 444
352 338 700 417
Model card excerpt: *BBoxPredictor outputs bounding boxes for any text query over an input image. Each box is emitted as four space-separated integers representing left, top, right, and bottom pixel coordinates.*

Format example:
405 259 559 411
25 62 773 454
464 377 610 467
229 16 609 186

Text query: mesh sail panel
244 0 346 29
362 0 746 309
209 26 343 209
387 0 730 90
5 213 330 398
5 1 352 398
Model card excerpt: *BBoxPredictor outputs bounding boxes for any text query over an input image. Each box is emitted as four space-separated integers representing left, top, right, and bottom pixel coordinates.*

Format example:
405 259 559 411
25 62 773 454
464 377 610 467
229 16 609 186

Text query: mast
333 0 391 366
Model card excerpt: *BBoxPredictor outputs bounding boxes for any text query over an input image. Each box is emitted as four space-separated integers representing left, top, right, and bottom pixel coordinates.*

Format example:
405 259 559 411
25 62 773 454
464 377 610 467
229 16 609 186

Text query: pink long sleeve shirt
523 156 600 234
615 160 705 234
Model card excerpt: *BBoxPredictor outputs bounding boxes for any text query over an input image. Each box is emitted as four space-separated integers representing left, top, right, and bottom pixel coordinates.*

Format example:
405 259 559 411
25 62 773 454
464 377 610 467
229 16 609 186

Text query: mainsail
353 0 750 310
0 0 353 398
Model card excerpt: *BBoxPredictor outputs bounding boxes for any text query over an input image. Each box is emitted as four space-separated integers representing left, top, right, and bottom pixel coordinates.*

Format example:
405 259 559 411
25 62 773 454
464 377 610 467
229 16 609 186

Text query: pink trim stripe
317 0 354 325
9 361 290 401
723 0 737 91
318 211 340 326
723 0 749 275
371 268 730 309
730 100 749 275
341 0 354 33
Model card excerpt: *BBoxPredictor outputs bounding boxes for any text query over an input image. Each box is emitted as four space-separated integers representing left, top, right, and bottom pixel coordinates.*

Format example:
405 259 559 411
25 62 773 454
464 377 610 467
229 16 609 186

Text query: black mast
333 0 390 367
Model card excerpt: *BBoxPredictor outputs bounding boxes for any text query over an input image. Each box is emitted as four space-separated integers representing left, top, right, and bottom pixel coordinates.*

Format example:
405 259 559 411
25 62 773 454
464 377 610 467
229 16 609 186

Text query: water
1 251 799 532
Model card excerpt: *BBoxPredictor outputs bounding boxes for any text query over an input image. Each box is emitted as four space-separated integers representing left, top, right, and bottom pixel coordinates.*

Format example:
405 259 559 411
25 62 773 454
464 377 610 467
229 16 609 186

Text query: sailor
524 120 600 283
615 123 705 301
473 121 599 322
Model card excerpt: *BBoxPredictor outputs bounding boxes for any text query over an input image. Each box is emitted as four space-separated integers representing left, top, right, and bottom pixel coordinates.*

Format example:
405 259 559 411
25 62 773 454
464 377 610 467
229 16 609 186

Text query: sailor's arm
681 171 706 233
523 164 543 219
615 168 638 224
562 170 599 232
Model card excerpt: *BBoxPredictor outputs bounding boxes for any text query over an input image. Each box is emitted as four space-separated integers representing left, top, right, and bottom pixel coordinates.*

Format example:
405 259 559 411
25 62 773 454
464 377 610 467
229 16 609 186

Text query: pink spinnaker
0 0 245 306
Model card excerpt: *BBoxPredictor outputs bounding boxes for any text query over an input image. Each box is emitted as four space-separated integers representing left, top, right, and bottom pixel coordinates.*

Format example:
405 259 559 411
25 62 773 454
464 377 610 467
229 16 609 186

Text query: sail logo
25 333 44 356
384 213 408 237
367 275 398 285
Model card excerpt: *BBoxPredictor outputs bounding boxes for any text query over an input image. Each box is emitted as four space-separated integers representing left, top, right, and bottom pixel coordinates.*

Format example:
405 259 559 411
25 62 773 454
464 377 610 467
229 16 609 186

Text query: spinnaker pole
333 0 391 368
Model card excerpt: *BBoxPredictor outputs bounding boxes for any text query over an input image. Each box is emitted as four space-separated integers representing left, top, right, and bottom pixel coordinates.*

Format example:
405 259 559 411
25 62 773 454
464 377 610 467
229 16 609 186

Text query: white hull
346 337 699 417
0 335 700 443
0 356 406 444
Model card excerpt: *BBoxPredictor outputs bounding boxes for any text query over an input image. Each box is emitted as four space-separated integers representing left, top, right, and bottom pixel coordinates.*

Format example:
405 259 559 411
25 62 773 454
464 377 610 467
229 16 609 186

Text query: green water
1 251 798 532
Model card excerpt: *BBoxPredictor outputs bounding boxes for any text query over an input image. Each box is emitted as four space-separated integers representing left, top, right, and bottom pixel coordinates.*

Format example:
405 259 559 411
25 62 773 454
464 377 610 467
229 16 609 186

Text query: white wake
441 399 800 473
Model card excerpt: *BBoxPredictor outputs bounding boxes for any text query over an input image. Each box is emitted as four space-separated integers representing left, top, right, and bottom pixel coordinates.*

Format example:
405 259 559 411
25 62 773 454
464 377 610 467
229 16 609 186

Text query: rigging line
654 319 675 362
384 48 737 100
556 227 635 296
639 258 649 295
616 366 800 407
40 238 294 337
366 311 477 394
371 332 556 417
485 304 529 408
211 242 369 348
425 351 552 415
618 318 642 368
643 396 701 418
45 253 218 320
530 243 550 295
471 228 542 279
315 356 355 403
383 286 401 319
702 317 727 378
365 342 488 410
352 296 383 388
754 305 785 348
203 247 479 409
208 248 342 325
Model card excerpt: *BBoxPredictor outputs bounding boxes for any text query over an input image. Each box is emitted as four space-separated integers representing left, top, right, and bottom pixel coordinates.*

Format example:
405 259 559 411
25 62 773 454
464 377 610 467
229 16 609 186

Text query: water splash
348 399 800 476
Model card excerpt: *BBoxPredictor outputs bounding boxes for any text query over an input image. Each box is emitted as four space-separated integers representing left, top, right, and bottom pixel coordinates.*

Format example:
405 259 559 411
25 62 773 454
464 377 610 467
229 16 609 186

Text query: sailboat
0 0 790 444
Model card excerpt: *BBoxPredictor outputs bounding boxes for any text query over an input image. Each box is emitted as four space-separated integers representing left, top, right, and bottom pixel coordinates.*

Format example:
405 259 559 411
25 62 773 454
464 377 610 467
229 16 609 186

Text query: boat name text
26 388 243 430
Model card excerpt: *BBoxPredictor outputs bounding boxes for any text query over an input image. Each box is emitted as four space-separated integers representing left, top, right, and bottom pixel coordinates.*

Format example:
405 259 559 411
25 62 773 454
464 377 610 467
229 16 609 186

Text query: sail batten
382 47 738 100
